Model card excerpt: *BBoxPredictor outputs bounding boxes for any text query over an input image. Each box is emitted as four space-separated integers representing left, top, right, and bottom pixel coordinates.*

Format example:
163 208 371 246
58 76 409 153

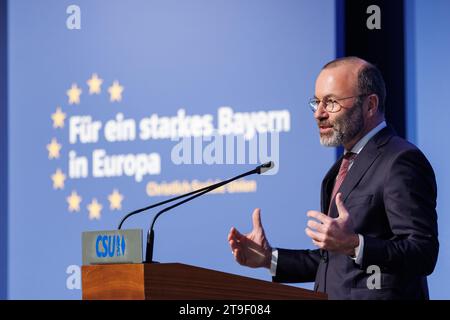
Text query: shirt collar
346 121 387 155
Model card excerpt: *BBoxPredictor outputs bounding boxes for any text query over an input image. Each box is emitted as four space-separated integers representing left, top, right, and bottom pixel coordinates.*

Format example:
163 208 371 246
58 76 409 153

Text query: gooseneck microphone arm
145 161 274 263
118 162 274 230
117 178 222 229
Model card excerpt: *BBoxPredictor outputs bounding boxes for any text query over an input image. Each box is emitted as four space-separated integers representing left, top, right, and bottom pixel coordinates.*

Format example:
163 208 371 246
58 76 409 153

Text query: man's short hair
323 56 387 114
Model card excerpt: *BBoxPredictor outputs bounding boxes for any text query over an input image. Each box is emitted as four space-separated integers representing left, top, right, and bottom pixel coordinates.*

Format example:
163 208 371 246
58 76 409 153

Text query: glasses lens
309 99 319 111
325 100 334 112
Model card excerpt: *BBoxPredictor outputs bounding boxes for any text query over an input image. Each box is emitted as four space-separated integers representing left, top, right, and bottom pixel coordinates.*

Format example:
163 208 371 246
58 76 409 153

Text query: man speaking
228 56 439 299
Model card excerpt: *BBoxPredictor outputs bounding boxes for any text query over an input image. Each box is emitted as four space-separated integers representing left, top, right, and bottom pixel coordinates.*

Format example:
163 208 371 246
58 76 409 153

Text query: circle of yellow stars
50 73 125 220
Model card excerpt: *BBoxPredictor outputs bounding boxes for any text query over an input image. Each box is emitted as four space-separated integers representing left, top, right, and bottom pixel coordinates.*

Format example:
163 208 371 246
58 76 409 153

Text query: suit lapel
338 144 379 203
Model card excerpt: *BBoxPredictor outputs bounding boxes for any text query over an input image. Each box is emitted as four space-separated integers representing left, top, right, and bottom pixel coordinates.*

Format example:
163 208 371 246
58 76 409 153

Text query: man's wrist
347 234 360 257
264 246 273 269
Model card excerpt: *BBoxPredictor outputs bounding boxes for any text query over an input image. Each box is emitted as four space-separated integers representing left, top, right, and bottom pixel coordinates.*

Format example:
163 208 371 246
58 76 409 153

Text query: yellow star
108 189 124 210
108 81 124 102
66 83 82 104
51 169 66 190
66 191 82 212
47 138 62 159
87 198 102 220
51 106 66 128
87 73 103 95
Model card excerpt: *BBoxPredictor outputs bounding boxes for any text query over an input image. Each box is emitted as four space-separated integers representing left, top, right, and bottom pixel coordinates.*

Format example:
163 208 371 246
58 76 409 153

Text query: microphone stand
115 161 274 263
145 166 263 263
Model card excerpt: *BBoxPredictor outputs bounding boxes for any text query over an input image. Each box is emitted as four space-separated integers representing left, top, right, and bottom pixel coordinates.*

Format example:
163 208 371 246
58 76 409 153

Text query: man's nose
314 103 329 121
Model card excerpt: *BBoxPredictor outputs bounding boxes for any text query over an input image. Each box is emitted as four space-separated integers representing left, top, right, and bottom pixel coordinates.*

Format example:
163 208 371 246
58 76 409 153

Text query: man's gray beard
320 129 344 147
319 100 365 147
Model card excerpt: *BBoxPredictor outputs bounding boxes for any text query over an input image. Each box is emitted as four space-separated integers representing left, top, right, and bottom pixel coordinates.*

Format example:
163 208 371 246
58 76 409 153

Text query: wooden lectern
81 263 327 300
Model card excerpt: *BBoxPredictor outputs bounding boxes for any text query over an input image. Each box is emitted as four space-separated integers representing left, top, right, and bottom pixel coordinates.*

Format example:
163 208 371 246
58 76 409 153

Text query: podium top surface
81 263 327 300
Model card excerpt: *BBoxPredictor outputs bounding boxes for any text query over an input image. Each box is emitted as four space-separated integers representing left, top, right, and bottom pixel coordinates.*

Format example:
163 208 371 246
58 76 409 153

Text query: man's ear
367 94 379 116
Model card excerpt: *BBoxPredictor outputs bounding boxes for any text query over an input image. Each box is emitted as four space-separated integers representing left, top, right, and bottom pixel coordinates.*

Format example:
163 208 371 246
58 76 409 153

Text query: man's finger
312 239 324 248
335 193 349 219
228 227 245 242
252 208 263 231
307 210 331 224
305 227 325 242
228 227 234 241
234 248 245 265
307 219 325 233
229 239 240 251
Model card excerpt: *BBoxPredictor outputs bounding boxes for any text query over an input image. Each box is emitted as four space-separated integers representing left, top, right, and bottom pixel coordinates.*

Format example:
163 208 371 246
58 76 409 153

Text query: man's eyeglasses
309 94 370 113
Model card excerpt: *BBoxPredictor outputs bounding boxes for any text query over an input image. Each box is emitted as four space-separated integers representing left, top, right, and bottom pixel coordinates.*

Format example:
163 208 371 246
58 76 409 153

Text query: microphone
116 161 274 263
258 160 274 174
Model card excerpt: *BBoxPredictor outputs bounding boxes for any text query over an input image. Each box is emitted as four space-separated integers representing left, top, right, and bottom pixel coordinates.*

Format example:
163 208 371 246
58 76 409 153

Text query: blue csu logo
96 234 126 258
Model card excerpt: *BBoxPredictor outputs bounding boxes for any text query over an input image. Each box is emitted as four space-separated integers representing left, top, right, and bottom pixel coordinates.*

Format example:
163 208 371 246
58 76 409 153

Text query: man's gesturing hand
305 193 359 256
228 208 272 269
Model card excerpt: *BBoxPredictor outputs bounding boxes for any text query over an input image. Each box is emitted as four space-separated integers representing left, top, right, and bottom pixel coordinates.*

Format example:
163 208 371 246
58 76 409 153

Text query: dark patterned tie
328 152 357 216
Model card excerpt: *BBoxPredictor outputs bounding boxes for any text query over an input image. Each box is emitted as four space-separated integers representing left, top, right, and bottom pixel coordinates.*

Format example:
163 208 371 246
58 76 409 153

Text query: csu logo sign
82 229 142 265
96 234 126 258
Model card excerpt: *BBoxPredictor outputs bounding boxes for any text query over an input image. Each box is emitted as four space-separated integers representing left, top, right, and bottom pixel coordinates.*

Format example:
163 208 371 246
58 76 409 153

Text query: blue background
3 0 450 299
6 0 335 299
405 0 450 300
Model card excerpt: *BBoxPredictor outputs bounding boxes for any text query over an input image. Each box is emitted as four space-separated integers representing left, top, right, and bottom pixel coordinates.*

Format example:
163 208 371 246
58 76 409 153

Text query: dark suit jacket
273 126 439 300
